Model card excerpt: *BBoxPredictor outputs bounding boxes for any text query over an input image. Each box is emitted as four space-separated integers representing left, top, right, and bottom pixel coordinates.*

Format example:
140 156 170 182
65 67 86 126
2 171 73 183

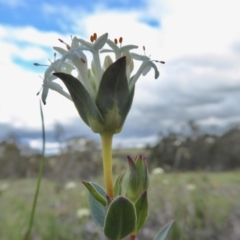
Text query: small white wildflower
35 32 164 134
64 181 77 189
76 208 90 219
186 184 196 191
152 167 165 175
0 183 9 191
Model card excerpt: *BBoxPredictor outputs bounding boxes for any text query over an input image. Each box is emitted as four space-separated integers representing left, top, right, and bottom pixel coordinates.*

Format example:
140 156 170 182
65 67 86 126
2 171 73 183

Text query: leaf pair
84 182 173 240
85 182 135 239
54 57 135 134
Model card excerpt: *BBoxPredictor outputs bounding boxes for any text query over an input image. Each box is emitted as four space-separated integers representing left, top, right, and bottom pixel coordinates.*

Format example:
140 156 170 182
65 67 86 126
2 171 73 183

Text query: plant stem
130 234 136 240
24 101 45 240
100 131 114 199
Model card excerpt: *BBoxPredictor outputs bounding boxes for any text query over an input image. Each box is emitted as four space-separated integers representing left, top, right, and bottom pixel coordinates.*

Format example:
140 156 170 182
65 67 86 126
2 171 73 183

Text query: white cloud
1 0 240 149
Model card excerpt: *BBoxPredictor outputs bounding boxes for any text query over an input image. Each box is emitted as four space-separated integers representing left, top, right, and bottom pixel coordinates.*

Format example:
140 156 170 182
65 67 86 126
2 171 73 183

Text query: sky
0 0 240 153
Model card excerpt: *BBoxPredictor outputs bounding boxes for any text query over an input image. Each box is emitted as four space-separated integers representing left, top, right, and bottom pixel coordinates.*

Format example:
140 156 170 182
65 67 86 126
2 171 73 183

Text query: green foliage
113 172 124 197
87 182 106 230
96 57 134 133
149 125 240 171
134 191 148 233
83 181 107 206
153 221 174 240
53 72 105 133
125 155 149 202
104 196 136 240
1 171 240 240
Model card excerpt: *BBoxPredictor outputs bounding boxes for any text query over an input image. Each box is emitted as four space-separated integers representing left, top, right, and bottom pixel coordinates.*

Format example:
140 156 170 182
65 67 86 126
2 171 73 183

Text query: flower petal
107 39 119 51
93 33 108 50
77 38 93 49
129 60 159 91
48 81 72 101
100 49 114 53
71 36 80 49
120 45 138 53
131 53 149 61
53 47 67 56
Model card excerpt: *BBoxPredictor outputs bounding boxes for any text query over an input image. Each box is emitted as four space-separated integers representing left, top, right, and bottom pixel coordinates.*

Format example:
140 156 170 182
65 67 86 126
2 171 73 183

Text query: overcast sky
0 0 240 153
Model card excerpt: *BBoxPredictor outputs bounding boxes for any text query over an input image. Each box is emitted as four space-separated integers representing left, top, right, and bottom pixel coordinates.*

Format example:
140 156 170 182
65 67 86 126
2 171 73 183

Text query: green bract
38 33 162 134
125 155 149 202
54 57 134 133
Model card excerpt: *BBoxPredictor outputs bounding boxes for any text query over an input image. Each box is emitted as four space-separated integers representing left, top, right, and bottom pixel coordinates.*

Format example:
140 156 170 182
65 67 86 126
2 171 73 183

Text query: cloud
1 0 240 151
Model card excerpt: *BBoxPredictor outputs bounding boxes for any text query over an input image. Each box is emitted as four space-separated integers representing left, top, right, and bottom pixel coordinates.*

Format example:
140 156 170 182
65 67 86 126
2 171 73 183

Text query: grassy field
0 171 240 240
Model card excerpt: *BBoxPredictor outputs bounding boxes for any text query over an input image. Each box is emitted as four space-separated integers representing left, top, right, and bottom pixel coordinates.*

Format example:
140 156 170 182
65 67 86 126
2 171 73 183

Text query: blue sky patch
13 57 46 73
140 18 161 28
0 0 147 33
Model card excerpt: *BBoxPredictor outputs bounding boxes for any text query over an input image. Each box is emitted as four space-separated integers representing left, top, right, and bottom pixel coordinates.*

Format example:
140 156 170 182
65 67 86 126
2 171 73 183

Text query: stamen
114 38 118 44
119 37 123 47
33 63 49 66
154 60 165 64
36 87 42 96
36 77 43 95
81 58 86 63
58 38 71 50
143 46 146 55
93 33 97 41
90 35 94 42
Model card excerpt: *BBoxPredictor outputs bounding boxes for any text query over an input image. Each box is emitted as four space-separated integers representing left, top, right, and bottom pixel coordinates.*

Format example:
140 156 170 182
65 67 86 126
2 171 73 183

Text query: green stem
100 131 114 199
25 101 45 240
130 234 136 240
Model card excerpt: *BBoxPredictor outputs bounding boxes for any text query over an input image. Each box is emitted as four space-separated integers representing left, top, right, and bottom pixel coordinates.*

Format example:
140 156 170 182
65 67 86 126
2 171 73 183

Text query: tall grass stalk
24 101 45 240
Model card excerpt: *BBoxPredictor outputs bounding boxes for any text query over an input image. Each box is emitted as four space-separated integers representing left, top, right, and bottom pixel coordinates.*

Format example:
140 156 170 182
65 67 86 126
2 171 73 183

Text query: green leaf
114 172 124 197
88 182 107 230
96 57 130 130
153 220 175 240
82 181 107 206
134 191 148 233
53 72 105 133
104 196 136 240
120 86 135 127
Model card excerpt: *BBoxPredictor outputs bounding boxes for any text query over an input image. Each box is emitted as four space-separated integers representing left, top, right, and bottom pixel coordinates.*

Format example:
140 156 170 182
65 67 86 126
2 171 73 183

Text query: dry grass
0 171 240 240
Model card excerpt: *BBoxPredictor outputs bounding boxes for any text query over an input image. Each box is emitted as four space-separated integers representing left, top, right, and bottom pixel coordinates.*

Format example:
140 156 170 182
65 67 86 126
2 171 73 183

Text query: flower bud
125 155 149 202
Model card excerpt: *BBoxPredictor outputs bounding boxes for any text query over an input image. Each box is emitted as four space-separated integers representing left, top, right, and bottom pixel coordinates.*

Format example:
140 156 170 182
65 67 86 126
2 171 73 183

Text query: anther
58 38 71 50
90 35 94 42
93 33 97 40
119 37 123 44
33 63 49 66
154 60 165 64
81 58 86 63
114 38 118 44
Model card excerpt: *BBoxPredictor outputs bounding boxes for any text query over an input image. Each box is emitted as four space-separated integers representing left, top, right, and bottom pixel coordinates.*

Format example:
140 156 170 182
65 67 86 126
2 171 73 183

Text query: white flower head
76 208 90 219
35 56 73 104
35 33 165 134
